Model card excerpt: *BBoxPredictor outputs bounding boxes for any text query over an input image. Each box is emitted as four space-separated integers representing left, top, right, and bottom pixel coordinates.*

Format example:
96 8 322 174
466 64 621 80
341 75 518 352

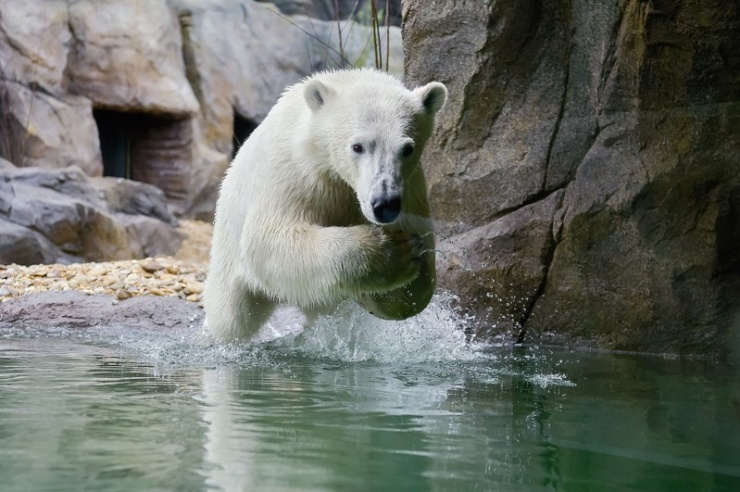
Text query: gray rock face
0 81 102 177
0 160 182 264
0 0 70 93
0 291 203 332
437 191 564 342
404 0 740 355
0 219 59 266
66 0 200 116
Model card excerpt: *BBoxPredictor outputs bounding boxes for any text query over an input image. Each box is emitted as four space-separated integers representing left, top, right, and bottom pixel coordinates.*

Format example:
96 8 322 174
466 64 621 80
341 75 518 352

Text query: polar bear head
303 70 447 225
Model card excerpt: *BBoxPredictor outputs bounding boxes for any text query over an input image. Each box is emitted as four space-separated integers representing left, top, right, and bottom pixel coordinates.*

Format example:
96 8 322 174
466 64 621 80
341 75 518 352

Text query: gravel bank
0 220 213 305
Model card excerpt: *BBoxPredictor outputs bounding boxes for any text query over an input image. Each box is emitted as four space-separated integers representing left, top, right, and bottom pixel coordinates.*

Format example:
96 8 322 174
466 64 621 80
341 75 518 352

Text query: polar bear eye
351 143 364 154
401 143 415 157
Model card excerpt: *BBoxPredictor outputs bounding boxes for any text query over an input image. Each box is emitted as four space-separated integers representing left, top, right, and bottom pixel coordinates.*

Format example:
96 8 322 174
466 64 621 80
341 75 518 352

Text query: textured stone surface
0 255 207 304
0 162 182 264
404 0 740 356
0 291 203 332
0 82 103 175
0 1 103 175
0 218 59 265
0 0 70 93
437 191 564 342
66 0 199 116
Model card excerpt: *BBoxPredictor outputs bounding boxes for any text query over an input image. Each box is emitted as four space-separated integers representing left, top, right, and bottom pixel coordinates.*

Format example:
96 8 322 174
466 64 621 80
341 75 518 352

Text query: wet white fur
203 68 447 342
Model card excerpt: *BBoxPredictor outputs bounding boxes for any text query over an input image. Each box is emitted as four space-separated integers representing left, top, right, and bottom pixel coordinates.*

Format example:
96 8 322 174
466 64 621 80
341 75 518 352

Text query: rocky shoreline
0 220 212 332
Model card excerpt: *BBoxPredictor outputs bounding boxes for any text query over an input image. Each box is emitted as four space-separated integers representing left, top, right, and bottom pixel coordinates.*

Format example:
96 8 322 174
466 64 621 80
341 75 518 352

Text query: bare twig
385 0 390 72
269 0 392 72
341 0 362 53
334 0 344 66
370 0 381 69
306 12 336 67
267 9 351 67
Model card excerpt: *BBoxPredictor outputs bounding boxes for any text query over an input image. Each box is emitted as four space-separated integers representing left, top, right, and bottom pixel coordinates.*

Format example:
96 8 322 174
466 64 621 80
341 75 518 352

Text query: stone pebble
0 257 207 307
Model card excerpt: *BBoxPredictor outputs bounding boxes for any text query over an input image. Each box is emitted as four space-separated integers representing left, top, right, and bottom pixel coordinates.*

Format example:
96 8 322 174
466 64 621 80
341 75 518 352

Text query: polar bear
203 68 447 342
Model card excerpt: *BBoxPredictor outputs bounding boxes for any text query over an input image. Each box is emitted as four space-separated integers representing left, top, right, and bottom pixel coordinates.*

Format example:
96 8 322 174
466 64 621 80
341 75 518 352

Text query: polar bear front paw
378 229 423 288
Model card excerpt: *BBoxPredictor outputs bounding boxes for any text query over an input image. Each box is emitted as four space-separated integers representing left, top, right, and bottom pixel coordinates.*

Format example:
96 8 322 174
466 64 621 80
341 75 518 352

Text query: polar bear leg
205 278 276 342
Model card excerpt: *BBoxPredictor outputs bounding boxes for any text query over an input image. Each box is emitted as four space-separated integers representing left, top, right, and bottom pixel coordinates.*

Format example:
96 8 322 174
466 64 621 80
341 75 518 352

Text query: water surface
1 298 739 491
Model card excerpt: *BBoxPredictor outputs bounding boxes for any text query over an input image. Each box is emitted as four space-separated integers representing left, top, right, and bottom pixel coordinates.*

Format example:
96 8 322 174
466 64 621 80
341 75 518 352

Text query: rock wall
0 0 403 222
404 0 740 356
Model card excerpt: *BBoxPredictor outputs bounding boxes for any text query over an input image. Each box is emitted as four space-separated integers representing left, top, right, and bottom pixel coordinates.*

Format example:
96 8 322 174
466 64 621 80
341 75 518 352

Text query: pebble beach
0 220 213 306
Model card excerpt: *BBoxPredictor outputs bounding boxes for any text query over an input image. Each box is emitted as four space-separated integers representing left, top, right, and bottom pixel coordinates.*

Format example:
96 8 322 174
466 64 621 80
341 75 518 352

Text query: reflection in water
196 351 740 492
0 339 206 491
200 364 456 492
0 299 739 491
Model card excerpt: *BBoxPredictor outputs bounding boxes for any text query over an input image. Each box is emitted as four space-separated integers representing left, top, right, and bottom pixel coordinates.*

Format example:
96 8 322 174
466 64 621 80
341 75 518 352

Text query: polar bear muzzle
371 195 402 224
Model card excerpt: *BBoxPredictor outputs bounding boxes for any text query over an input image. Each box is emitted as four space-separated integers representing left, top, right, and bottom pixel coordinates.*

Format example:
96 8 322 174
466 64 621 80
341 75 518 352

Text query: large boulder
0 82 103 176
66 0 199 116
0 1 102 175
0 219 60 266
0 160 182 265
0 291 203 332
0 0 70 94
404 0 740 356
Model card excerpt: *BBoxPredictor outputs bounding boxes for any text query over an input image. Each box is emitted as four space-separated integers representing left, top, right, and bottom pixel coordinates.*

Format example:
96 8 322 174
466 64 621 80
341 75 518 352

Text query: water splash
2 292 576 392
10 292 486 367
526 372 577 388
265 292 487 364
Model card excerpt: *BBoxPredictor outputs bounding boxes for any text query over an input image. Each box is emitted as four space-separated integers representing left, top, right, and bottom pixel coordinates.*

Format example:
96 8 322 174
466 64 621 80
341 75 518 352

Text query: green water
1 302 739 492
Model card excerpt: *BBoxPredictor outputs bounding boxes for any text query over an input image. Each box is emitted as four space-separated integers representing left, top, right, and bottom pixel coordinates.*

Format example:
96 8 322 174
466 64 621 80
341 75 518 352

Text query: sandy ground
171 219 212 265
0 220 213 305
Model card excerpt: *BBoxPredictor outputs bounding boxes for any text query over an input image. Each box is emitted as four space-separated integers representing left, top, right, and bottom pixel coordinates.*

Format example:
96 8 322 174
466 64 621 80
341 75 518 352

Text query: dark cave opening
232 110 258 159
94 109 193 208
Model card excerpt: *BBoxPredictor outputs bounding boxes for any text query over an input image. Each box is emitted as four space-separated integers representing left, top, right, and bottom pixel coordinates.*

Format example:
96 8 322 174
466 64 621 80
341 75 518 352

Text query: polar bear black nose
372 196 402 224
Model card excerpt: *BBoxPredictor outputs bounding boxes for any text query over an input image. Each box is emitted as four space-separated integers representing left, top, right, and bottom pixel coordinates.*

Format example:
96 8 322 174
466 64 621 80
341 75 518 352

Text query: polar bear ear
304 79 334 112
414 82 448 115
